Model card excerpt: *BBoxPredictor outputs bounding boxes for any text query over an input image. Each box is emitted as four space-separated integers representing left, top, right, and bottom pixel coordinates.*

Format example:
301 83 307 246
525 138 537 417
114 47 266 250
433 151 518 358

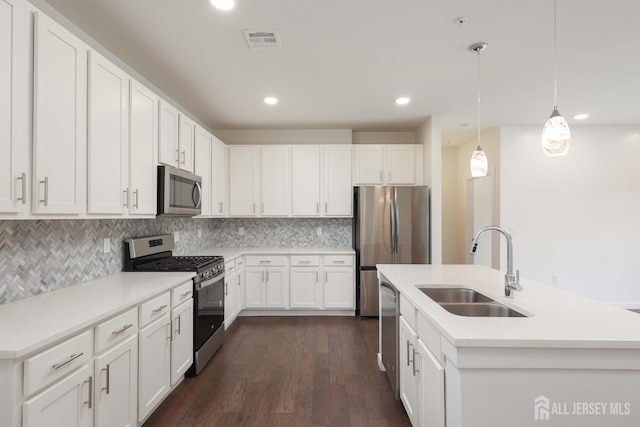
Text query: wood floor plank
142 316 410 427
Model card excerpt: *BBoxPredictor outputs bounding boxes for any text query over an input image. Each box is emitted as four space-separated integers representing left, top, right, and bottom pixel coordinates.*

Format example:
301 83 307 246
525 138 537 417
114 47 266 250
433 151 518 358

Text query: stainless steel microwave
157 165 202 216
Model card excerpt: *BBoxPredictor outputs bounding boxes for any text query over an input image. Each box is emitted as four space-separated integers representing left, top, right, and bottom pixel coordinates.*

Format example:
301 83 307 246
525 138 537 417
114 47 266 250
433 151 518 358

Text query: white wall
441 147 459 263
213 129 353 145
500 126 640 307
417 117 442 264
352 131 415 145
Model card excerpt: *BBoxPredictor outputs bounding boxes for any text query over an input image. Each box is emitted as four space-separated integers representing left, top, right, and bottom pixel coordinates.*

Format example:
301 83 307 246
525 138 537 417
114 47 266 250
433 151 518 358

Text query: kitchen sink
418 287 495 303
439 302 526 318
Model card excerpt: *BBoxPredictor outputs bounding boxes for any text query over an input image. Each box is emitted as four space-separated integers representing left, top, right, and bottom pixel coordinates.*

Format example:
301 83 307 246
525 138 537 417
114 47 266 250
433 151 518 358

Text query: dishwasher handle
380 282 397 303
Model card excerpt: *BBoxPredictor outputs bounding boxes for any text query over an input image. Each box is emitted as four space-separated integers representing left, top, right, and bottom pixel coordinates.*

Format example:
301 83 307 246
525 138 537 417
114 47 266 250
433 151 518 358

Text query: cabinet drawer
400 294 416 330
172 281 193 306
139 292 171 328
417 312 443 364
245 255 288 267
290 255 320 266
24 330 93 396
323 255 354 266
95 308 138 353
225 260 236 274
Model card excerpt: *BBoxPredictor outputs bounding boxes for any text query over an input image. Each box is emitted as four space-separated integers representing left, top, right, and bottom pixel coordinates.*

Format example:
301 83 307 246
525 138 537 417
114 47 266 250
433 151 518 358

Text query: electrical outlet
175 231 180 242
317 226 322 236
103 237 111 254
198 229 202 238
239 227 245 236
553 273 560 284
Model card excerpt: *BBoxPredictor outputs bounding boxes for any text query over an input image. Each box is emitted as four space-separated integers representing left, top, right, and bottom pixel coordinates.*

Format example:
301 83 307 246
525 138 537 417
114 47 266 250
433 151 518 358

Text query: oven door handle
196 273 225 290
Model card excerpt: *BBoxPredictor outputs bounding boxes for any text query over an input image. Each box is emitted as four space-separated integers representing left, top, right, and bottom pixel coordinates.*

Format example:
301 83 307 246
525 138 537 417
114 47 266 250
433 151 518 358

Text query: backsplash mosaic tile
0 217 352 304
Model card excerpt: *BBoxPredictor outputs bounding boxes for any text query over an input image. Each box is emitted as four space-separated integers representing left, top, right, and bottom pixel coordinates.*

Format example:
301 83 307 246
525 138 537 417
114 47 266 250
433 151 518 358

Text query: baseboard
608 301 640 310
238 309 356 317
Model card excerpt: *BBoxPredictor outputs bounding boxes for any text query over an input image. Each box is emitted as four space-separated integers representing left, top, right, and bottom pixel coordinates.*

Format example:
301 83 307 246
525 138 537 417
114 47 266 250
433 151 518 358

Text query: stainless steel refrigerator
353 186 430 316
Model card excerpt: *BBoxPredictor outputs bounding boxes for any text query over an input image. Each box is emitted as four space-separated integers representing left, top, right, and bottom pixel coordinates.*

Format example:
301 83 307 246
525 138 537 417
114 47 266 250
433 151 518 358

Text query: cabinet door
386 145 415 185
323 146 352 216
244 267 266 308
353 145 383 185
416 339 445 427
211 137 228 217
33 12 87 214
158 100 179 167
291 146 321 216
0 0 29 213
129 80 158 215
223 271 237 328
290 268 320 308
87 51 129 215
23 364 92 427
94 335 137 427
194 126 212 216
138 314 171 422
229 146 260 216
171 299 193 385
399 316 418 426
261 146 290 216
266 267 288 308
323 266 355 309
178 114 195 172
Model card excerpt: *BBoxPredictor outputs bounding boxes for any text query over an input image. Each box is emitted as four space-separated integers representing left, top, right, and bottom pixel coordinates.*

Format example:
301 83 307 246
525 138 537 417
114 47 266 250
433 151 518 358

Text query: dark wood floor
143 316 411 427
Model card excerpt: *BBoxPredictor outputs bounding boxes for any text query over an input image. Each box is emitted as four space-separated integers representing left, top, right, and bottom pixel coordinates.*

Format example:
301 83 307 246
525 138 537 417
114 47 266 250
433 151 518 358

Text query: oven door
158 165 202 216
194 273 225 351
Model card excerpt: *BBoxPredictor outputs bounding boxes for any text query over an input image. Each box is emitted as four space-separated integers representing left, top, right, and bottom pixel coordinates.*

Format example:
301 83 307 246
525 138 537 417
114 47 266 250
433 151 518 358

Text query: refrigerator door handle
389 194 396 256
390 188 398 256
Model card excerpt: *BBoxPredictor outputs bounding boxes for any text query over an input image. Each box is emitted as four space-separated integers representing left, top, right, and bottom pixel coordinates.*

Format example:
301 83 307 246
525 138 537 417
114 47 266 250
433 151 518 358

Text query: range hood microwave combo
157 165 203 217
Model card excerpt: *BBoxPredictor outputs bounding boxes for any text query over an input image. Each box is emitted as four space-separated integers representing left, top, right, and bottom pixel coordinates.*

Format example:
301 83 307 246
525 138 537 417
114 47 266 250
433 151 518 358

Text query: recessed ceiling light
263 96 278 105
395 97 411 106
210 0 237 11
573 113 589 120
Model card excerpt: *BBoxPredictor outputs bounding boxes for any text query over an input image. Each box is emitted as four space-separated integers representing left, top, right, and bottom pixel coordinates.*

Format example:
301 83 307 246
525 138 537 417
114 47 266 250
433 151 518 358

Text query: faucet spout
469 225 521 297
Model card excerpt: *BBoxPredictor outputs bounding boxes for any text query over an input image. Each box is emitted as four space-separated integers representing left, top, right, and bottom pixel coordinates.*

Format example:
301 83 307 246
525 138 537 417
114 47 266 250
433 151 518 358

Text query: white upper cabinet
87 51 129 215
261 146 290 216
129 80 158 216
33 11 87 214
211 136 228 217
158 100 179 168
194 125 212 217
323 145 352 216
0 0 29 214
291 146 321 216
229 146 261 216
353 144 422 186
178 114 195 173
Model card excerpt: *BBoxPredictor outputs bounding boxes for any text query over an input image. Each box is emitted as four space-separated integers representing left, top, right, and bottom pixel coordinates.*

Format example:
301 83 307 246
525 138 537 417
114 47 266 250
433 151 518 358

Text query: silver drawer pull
111 324 133 336
17 173 26 205
259 260 271 264
152 304 168 314
84 376 93 408
40 177 49 206
333 260 346 264
299 260 311 264
101 365 110 394
52 352 84 370
180 291 191 297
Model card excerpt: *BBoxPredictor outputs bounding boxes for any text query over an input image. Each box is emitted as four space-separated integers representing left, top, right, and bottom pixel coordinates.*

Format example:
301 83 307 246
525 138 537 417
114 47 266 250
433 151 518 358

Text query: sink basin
418 287 494 303
439 302 526 318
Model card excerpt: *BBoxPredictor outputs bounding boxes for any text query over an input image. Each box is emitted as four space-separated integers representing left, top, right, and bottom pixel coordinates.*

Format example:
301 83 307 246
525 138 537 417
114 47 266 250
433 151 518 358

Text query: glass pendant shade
541 108 570 156
470 145 488 177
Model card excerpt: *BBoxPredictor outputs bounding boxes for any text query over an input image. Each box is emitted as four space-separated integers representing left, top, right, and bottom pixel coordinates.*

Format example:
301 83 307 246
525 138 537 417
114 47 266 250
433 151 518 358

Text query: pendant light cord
553 0 558 109
476 46 482 150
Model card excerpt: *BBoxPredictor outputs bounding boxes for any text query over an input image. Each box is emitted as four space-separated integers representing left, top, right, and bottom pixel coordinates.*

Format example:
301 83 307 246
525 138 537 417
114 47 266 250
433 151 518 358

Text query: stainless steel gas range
124 234 225 375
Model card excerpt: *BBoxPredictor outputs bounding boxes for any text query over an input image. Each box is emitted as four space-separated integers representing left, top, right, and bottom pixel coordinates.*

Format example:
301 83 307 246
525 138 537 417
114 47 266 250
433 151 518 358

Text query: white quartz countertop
0 272 194 359
191 246 355 260
377 264 640 349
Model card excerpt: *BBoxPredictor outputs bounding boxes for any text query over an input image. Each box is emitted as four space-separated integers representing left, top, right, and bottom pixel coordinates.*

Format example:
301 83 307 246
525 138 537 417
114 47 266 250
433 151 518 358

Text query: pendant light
469 42 488 178
541 0 570 156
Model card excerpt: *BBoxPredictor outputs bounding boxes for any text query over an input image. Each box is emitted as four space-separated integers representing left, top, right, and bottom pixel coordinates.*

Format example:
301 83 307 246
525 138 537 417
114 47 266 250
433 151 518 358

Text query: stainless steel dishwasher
380 274 399 399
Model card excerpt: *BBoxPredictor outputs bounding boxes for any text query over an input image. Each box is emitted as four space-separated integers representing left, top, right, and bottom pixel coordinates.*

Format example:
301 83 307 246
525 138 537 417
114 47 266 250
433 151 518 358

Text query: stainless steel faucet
469 225 521 297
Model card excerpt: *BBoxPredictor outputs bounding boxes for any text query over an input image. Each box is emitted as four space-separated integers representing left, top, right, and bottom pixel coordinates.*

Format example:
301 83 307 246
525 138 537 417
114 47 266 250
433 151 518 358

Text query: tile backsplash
0 217 352 304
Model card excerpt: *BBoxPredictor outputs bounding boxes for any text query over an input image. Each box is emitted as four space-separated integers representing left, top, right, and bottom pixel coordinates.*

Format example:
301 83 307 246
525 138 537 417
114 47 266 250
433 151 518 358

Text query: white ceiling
43 0 640 144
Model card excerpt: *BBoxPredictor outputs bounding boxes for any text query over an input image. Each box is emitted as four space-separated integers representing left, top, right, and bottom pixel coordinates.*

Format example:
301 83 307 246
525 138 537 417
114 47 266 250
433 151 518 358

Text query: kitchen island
377 264 640 427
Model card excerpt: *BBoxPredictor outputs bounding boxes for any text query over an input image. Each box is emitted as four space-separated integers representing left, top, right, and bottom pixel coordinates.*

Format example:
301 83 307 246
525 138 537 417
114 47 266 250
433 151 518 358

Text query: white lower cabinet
415 338 445 427
324 267 355 309
223 263 238 328
244 256 289 309
23 364 93 427
399 315 419 426
235 258 244 315
94 335 137 427
170 299 193 385
138 313 171 422
290 267 321 308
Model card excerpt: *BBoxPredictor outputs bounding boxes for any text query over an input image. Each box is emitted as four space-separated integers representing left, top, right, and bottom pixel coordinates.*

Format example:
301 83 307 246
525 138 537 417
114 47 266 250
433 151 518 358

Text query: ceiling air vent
243 30 282 49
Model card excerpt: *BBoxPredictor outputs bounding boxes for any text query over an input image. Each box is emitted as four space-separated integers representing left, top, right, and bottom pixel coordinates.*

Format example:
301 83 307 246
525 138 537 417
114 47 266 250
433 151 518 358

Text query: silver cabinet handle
111 324 133 336
180 291 191 298
316 202 319 213
259 260 271 264
17 173 26 205
175 315 181 335
133 189 139 209
325 271 328 282
122 188 129 207
101 365 110 394
175 149 180 163
325 202 328 213
333 260 345 264
52 352 84 370
218 202 223 213
253 203 256 214
40 177 48 206
84 376 93 408
299 260 310 264
181 150 186 165
412 348 419 376
379 171 383 181
316 271 319 282
152 304 168 314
